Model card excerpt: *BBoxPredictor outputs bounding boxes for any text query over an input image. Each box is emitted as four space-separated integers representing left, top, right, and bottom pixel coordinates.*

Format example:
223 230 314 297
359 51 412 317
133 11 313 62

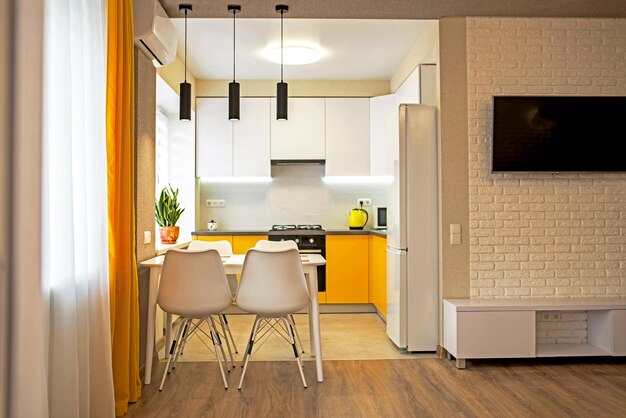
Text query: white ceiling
172 19 434 80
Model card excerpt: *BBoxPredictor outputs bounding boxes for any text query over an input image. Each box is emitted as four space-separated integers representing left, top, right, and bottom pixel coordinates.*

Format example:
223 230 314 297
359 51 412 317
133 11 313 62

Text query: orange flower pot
159 226 180 244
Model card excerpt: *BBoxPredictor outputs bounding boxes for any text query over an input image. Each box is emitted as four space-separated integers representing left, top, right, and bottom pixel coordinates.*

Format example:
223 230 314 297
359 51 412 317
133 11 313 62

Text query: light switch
450 234 461 245
450 224 461 245
144 231 151 244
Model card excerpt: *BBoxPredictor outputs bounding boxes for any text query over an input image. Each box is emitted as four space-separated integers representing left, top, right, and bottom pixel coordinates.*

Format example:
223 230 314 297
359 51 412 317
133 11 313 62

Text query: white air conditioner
134 0 177 67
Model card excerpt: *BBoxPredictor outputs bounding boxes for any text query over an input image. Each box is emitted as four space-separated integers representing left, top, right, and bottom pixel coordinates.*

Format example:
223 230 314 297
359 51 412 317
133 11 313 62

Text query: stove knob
309 238 315 244
295 238 300 244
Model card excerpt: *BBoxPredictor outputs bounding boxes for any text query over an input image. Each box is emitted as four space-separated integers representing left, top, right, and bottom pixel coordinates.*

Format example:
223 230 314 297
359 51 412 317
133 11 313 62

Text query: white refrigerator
386 104 439 352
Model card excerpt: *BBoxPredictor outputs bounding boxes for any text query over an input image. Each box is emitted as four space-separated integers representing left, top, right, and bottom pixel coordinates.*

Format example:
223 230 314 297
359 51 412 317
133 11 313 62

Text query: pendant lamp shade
228 5 241 120
229 81 240 120
179 3 192 121
277 82 288 120
275 4 289 120
180 81 191 120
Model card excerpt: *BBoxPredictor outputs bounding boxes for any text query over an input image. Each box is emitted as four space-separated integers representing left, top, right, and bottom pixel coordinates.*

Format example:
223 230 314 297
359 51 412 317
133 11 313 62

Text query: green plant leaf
155 184 185 227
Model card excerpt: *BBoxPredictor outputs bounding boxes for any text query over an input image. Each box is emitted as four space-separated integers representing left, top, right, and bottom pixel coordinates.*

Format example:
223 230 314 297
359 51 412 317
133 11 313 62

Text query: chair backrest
236 248 309 316
187 239 233 256
255 239 298 251
157 249 233 317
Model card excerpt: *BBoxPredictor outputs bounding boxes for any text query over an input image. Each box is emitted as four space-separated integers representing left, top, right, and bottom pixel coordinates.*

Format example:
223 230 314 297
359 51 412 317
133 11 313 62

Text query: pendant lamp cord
184 8 188 83
233 10 236 82
280 9 284 82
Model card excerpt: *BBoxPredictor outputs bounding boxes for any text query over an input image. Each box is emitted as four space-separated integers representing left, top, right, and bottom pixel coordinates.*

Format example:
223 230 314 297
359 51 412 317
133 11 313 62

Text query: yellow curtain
106 0 141 415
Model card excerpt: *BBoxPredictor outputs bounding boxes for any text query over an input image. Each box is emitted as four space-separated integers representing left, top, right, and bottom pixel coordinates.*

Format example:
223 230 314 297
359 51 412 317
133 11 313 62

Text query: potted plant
155 185 185 244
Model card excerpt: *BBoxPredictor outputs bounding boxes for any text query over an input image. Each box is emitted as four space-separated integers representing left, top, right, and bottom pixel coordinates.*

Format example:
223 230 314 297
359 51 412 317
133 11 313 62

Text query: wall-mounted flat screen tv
492 96 626 172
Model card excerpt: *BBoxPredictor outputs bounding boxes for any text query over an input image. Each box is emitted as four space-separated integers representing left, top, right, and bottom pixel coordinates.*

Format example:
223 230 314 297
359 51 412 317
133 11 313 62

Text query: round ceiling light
265 44 322 65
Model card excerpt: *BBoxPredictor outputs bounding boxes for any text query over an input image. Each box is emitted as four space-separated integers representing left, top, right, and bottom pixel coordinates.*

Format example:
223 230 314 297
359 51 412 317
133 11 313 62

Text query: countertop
192 229 387 238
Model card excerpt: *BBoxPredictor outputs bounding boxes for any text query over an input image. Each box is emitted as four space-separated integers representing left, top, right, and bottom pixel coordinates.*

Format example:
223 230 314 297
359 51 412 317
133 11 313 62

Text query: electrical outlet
551 312 562 321
143 231 151 245
357 198 372 207
541 313 551 321
206 199 224 208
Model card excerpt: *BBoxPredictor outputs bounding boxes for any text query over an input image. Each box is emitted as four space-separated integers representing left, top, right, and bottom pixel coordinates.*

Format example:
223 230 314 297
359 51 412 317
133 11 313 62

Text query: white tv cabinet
443 298 626 369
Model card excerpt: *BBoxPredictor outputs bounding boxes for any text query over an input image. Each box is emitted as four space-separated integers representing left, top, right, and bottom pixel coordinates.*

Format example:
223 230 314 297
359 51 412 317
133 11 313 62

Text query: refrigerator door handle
387 246 407 255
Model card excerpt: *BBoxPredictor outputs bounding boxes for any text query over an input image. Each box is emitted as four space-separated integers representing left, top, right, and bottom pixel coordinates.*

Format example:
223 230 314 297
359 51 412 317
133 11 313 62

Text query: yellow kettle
348 204 369 230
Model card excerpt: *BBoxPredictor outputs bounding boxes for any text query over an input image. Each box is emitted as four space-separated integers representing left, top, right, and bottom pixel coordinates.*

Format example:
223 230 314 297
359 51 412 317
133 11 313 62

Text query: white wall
10 0 48 416
0 0 9 413
197 165 388 230
466 18 626 298
165 113 195 241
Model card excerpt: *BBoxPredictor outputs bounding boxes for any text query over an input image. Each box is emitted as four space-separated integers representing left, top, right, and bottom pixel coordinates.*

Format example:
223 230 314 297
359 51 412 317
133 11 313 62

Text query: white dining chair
157 249 234 390
254 239 305 353
236 248 310 389
186 239 238 362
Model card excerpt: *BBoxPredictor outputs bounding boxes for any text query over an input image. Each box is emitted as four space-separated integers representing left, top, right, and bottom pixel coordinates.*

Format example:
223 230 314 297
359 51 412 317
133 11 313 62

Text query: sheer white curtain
43 0 115 417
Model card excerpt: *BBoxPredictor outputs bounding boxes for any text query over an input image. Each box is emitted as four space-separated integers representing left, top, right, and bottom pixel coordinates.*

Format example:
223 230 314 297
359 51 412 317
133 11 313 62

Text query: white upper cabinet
369 94 399 177
270 98 325 160
325 98 370 176
233 98 271 177
197 97 271 178
196 98 232 177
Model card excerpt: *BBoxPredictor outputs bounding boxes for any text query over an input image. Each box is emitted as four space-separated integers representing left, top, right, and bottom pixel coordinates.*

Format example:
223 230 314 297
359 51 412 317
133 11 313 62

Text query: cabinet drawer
194 235 233 245
457 311 535 358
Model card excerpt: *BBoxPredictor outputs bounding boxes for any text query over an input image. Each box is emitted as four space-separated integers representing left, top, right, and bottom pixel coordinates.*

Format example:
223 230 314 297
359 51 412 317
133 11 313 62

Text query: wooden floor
126 358 626 418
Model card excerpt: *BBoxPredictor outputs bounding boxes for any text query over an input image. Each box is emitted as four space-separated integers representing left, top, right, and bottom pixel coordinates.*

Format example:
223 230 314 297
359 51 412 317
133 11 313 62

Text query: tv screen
492 96 626 172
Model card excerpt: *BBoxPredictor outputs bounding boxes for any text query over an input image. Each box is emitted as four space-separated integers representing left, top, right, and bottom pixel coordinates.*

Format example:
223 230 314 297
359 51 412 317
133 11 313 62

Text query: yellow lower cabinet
232 235 268 254
371 235 387 317
326 235 369 304
194 235 233 245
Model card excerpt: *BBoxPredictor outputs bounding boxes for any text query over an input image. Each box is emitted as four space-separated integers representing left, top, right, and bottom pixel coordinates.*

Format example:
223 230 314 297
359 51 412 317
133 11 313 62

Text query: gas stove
271 224 324 231
268 224 326 291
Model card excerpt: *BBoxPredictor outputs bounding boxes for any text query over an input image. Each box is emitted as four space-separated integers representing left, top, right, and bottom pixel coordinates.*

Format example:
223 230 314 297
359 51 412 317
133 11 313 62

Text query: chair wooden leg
289 314 305 354
241 317 259 368
239 316 261 390
209 316 231 372
172 319 193 369
282 317 307 388
222 313 238 354
159 318 186 391
207 318 229 389
218 314 236 368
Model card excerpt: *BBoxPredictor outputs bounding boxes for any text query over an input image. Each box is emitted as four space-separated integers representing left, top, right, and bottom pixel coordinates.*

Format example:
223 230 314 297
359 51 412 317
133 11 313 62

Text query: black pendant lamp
228 5 241 120
275 4 289 120
179 3 192 121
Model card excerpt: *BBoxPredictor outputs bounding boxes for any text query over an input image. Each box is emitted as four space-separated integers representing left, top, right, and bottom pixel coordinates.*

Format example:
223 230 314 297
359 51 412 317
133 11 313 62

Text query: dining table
139 252 327 384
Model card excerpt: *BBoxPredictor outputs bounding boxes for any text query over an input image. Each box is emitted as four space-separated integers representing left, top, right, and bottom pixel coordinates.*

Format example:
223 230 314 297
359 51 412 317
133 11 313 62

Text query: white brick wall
467 18 626 298
536 311 587 344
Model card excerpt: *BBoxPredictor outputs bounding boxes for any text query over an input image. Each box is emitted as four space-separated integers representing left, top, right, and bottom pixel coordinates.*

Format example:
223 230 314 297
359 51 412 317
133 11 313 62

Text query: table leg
306 267 324 382
308 295 316 357
144 267 160 384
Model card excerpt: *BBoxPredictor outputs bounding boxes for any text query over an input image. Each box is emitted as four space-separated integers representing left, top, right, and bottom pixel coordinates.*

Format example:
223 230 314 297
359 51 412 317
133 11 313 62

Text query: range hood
271 159 325 166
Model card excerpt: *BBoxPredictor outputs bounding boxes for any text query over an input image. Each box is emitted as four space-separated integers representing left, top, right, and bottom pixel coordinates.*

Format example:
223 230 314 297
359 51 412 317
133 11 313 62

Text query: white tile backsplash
197 165 388 230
